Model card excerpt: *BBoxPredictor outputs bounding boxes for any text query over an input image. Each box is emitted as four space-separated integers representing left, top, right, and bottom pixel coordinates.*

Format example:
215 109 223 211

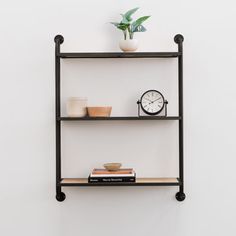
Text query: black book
88 176 136 183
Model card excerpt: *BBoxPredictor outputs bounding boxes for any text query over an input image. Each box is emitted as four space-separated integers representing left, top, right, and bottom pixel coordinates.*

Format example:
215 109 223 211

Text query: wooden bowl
87 106 112 117
104 163 122 171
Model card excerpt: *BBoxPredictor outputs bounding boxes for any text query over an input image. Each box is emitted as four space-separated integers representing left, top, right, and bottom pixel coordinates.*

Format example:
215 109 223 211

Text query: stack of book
88 168 136 183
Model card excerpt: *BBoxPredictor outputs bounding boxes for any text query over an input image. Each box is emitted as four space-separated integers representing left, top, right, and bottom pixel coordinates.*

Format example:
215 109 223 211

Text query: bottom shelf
60 178 181 186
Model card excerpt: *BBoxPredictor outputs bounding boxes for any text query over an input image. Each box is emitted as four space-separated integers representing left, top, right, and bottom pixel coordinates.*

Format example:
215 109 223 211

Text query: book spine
90 173 135 177
89 177 136 183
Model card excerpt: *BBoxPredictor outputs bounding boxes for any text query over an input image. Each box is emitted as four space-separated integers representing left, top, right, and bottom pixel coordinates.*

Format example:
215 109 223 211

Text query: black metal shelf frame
57 52 181 58
54 34 185 202
58 116 181 121
59 178 182 187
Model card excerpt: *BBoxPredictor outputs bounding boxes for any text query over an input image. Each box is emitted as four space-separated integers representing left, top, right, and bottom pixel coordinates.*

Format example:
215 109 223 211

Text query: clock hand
144 98 153 102
147 99 156 105
151 98 162 103
146 97 162 105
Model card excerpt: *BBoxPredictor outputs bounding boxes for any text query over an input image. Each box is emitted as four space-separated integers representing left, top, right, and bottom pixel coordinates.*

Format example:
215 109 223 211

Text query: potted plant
111 7 150 52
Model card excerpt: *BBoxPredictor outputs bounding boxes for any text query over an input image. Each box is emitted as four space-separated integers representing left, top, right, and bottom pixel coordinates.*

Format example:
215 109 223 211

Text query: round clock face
140 90 165 115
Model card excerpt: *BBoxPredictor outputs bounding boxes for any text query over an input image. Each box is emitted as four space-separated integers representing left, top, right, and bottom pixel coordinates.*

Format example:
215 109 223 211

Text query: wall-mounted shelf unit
54 34 185 202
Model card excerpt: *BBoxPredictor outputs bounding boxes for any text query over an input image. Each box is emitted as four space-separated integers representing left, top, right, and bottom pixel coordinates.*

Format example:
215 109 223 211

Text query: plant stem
127 26 133 39
130 32 133 39
123 30 127 40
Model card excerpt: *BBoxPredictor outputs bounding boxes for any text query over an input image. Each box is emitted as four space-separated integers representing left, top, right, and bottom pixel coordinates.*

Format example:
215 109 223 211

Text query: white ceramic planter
66 97 87 117
119 39 138 52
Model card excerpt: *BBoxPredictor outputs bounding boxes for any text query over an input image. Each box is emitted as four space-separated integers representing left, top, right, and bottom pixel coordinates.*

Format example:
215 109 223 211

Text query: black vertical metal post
54 35 66 202
174 34 186 201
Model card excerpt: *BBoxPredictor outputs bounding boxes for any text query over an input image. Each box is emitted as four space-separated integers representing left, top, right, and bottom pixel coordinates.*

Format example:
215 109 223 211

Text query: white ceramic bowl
66 97 87 117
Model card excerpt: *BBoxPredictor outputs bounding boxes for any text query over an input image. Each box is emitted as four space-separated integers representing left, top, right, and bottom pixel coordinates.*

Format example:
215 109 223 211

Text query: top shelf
57 52 181 59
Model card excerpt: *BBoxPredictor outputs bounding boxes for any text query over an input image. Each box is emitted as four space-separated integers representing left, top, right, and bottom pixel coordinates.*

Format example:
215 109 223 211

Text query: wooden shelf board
57 52 181 59
60 178 181 186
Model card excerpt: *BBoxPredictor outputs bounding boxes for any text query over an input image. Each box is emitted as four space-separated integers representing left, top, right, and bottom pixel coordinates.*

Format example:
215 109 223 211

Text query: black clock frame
140 89 165 116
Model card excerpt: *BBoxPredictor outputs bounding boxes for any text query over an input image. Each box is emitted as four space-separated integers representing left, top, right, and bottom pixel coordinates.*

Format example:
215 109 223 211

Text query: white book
90 171 136 178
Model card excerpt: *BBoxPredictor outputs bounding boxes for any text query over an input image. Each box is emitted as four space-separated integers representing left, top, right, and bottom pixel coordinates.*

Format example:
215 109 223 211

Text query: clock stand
54 34 185 202
137 99 168 117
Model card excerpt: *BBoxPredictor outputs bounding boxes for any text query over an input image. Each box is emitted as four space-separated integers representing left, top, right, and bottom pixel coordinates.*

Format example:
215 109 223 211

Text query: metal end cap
54 35 64 44
175 192 186 201
174 34 184 44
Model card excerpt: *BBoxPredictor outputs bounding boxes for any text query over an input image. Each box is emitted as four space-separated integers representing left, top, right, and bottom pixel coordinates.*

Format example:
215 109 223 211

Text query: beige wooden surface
61 178 178 184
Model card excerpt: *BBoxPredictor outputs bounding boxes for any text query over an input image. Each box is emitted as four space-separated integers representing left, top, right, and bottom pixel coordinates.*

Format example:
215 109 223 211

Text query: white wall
1 0 236 235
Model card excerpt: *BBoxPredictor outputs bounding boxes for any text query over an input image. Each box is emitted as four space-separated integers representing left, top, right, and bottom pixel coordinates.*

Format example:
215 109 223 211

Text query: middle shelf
58 116 181 121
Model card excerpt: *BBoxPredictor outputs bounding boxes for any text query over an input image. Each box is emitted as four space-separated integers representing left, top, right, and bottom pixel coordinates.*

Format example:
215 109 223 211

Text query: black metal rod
54 35 64 196
58 116 182 121
59 183 181 187
58 52 181 59
174 34 184 195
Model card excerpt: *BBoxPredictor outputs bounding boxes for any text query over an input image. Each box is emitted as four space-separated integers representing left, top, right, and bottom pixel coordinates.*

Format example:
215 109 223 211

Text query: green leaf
123 7 139 21
131 16 150 32
110 22 128 31
110 22 120 27
118 23 129 31
120 14 130 24
132 25 147 33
